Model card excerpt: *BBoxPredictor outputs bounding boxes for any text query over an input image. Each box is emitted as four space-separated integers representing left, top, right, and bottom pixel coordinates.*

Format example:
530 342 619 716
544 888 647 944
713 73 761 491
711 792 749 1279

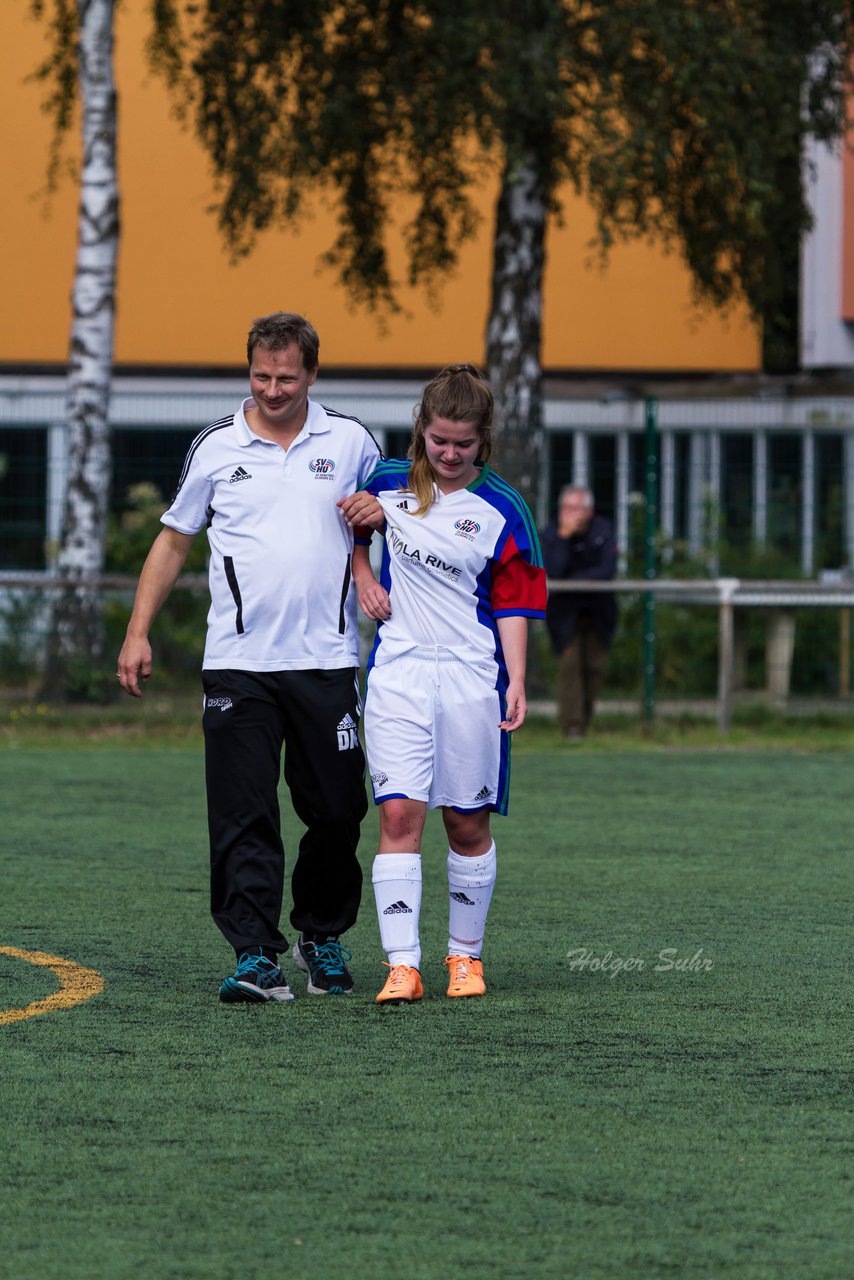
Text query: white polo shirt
162 397 381 671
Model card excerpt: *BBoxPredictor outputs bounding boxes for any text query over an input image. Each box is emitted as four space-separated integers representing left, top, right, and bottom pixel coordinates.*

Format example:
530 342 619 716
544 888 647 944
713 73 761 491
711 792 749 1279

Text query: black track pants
202 668 367 955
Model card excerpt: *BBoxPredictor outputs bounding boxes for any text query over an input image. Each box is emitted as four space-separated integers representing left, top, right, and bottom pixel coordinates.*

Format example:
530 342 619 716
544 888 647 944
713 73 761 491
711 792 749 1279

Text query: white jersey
163 397 381 671
363 461 546 688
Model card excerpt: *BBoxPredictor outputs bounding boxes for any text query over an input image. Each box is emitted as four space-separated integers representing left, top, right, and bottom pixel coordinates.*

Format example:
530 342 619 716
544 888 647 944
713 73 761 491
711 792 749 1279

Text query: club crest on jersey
310 457 335 479
454 517 481 541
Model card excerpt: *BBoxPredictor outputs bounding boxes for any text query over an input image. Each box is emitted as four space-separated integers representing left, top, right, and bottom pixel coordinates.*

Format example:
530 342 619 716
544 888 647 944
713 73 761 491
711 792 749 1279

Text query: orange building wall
1 3 760 371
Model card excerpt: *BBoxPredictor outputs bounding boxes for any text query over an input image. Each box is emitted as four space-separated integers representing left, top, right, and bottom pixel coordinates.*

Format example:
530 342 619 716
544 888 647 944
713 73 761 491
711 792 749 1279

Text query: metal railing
548 578 854 731
2 571 853 730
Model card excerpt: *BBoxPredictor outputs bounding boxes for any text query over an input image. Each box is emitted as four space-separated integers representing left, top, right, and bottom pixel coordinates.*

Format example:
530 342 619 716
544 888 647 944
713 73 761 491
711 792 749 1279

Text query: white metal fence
2 572 853 731
547 578 854 730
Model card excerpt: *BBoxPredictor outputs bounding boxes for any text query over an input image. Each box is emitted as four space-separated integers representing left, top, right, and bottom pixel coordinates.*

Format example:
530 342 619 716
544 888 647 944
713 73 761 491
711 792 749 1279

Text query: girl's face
422 416 482 492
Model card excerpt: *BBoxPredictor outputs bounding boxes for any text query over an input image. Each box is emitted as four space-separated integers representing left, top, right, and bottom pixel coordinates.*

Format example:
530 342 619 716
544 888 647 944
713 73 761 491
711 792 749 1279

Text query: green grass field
1 728 852 1279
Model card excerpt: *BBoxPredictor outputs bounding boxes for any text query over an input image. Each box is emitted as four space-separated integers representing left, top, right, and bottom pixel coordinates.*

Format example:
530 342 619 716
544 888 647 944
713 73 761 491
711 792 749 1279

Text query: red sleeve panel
491 533 548 618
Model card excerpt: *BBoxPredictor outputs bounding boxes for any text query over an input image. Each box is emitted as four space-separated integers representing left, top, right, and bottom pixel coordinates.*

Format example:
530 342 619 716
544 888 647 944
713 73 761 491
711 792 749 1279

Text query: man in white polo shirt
117 312 382 1002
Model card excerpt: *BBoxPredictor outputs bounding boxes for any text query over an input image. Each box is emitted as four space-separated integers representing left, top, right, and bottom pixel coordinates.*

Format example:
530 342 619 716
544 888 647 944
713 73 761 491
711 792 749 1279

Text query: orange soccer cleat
375 963 424 1005
444 955 486 998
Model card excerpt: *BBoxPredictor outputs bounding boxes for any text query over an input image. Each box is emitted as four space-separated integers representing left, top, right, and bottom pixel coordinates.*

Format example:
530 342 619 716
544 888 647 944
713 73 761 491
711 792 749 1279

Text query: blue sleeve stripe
493 607 547 620
479 468 544 567
362 458 410 492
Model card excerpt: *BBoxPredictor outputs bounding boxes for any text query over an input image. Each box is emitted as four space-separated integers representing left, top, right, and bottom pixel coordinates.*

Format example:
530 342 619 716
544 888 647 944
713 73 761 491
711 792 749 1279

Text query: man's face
559 492 593 535
249 342 317 432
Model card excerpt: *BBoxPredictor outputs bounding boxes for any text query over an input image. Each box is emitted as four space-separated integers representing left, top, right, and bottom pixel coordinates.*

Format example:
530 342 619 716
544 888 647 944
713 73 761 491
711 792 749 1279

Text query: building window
548 432 573 514
0 427 47 570
629 430 661 515
111 427 198 514
722 434 753 549
588 434 616 520
383 428 412 460
767 433 802 560
672 433 691 544
815 432 844 570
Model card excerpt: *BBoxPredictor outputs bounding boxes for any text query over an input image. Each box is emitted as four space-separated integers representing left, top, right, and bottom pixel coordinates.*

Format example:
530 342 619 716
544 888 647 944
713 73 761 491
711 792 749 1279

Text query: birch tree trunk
485 150 549 523
42 0 119 700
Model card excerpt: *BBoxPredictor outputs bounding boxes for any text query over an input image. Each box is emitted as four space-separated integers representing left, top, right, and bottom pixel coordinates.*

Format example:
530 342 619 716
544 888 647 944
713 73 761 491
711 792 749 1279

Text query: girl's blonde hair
406 364 494 514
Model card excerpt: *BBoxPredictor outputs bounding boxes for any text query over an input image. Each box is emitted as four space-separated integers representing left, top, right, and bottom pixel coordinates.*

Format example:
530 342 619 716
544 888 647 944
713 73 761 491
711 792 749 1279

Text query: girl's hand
357 579 392 621
499 679 527 731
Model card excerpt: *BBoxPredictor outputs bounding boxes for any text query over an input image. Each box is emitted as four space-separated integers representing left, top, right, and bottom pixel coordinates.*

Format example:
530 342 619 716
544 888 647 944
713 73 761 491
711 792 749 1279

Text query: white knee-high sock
372 853 422 969
447 842 496 958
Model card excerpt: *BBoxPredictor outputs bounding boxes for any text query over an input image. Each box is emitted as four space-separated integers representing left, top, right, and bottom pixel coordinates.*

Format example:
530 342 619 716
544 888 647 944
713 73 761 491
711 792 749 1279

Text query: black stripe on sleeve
171 417 233 500
320 405 385 460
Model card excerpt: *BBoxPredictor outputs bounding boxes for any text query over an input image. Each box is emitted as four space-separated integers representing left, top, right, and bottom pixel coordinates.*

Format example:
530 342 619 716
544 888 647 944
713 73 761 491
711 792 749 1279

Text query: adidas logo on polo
450 891 475 906
473 785 492 802
337 712 359 752
229 466 252 484
383 900 413 915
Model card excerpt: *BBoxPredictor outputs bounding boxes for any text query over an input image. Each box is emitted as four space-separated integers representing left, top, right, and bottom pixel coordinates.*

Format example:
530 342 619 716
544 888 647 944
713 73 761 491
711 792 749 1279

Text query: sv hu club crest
454 517 480 540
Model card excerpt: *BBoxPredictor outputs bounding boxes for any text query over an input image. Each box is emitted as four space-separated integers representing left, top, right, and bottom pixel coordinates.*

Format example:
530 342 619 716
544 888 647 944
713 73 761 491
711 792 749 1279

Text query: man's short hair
247 312 320 371
559 484 594 508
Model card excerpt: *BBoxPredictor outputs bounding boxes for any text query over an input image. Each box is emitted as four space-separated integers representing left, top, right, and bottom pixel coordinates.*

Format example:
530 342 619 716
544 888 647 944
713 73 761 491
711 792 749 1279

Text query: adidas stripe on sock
372 853 422 969
447 842 496 958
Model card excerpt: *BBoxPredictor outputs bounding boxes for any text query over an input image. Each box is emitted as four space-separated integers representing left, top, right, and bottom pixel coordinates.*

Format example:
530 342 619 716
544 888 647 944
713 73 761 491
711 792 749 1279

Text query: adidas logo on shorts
473 785 492 802
336 712 359 752
383 900 412 915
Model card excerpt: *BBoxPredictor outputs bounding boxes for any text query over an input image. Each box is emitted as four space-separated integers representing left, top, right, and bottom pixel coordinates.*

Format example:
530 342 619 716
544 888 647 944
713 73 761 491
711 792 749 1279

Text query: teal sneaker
219 952 295 1003
293 936 354 995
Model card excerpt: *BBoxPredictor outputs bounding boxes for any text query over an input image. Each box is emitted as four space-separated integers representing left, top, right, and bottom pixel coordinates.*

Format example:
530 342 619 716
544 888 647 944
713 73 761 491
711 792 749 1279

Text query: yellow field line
0 946 105 1025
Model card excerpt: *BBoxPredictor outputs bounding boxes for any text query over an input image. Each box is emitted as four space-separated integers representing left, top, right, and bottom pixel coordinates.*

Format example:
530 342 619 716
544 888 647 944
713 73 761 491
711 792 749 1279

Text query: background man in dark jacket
541 485 618 739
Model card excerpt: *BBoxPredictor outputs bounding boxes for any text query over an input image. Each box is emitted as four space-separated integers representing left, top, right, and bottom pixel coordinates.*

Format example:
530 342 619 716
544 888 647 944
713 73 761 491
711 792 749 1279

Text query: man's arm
117 527 196 698
338 490 386 529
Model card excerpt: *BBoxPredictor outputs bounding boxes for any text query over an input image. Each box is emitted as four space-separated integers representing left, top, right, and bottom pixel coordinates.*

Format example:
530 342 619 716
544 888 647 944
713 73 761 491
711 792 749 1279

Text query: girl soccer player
339 365 547 1003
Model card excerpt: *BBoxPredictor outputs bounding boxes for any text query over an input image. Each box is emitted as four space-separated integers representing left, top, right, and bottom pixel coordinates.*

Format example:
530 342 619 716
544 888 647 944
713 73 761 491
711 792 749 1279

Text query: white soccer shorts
364 649 511 814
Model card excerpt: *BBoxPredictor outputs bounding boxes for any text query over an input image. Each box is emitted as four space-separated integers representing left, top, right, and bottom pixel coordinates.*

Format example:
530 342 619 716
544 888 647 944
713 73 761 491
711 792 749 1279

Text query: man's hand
557 492 593 539
558 509 589 538
338 491 385 530
117 635 152 699
114 526 195 699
